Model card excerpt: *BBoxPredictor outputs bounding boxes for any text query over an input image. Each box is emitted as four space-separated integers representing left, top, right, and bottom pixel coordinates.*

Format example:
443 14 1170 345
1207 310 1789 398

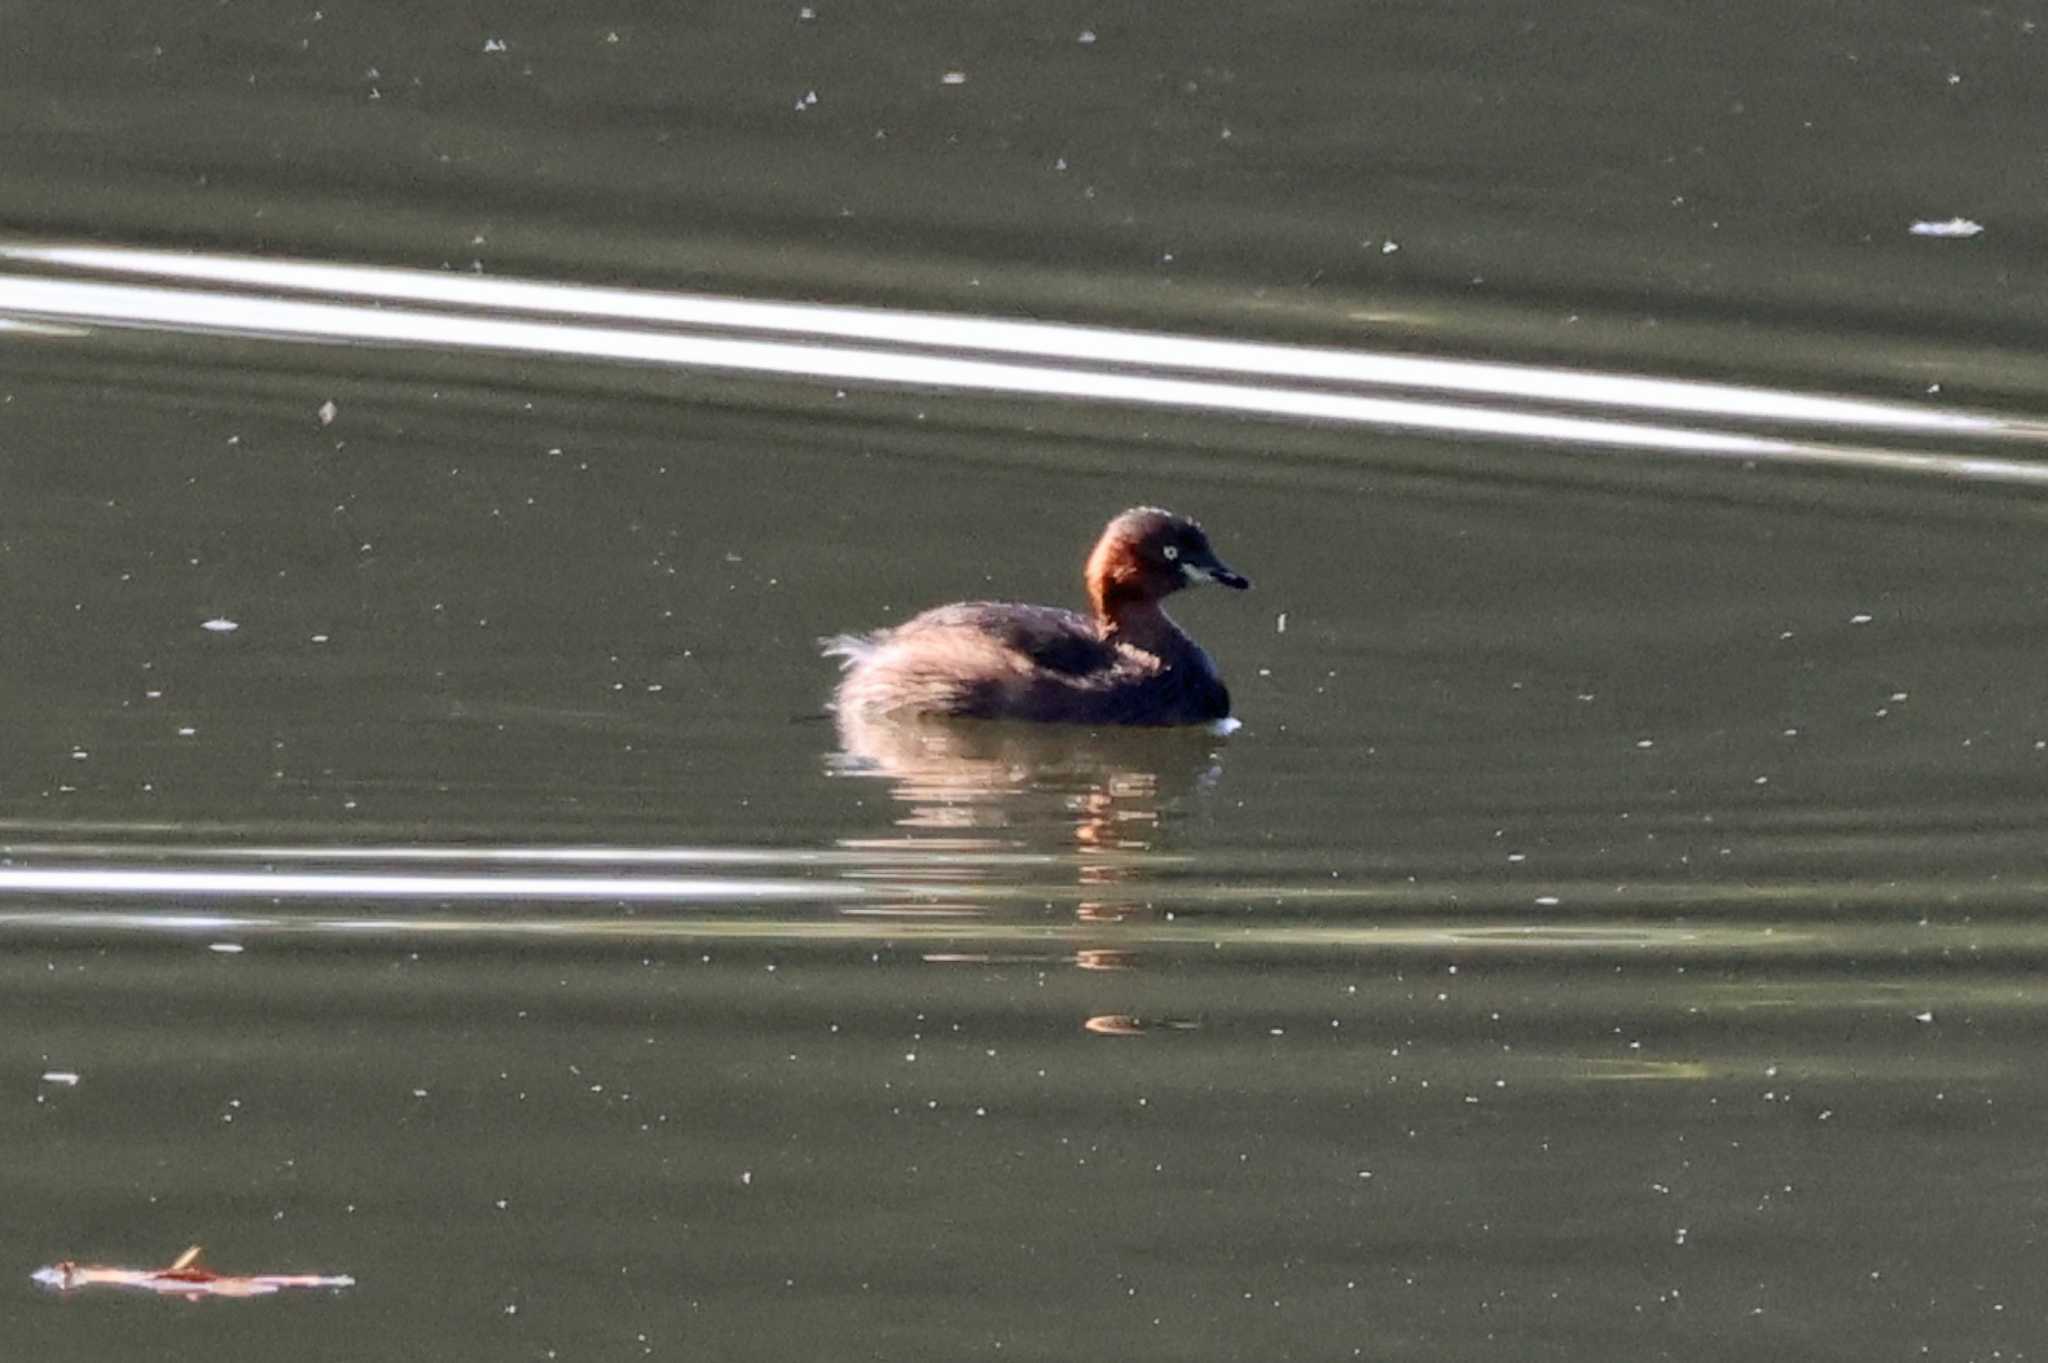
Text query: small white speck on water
1535 895 1561 907
208 942 245 954
1276 612 1288 633
317 399 338 426
40 1071 80 1087
1849 613 1874 625
201 617 239 633
940 70 966 85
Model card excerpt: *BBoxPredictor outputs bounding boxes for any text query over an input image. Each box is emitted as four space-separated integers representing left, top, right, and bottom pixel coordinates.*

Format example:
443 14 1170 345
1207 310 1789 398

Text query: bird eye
1163 545 1180 561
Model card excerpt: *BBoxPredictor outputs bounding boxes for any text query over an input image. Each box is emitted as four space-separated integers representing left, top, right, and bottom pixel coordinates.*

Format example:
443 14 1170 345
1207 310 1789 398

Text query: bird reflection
826 708 1229 849
826 709 1228 1035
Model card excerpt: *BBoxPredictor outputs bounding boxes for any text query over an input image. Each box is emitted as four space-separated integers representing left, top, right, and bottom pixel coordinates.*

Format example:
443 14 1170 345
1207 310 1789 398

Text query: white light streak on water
0 242 1997 436
0 841 1088 868
0 867 842 901
2 243 2045 485
0 275 1818 457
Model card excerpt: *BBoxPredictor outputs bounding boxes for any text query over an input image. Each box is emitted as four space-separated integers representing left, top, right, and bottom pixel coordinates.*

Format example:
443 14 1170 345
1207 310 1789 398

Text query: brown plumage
824 507 1250 726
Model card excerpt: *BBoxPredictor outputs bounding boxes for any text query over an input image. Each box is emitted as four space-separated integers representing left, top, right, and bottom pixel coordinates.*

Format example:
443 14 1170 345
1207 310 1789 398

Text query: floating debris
1908 218 1983 238
316 399 338 426
200 618 239 633
39 1071 80 1087
1083 1014 1202 1036
32 1246 355 1299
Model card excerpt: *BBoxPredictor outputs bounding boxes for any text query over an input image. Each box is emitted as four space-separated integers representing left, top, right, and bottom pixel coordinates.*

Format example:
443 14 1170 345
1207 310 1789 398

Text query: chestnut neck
1086 527 1192 654
1089 579 1183 653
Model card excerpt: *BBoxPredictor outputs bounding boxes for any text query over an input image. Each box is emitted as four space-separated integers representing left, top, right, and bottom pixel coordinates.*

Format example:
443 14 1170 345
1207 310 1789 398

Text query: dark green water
5 2 2048 1359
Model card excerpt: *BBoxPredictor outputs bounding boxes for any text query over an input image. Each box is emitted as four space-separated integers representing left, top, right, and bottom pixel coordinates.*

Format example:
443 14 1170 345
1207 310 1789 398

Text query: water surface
5 2 2048 1359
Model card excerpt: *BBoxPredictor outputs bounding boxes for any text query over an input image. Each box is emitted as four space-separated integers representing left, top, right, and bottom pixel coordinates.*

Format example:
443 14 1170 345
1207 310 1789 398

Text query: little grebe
825 507 1250 726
